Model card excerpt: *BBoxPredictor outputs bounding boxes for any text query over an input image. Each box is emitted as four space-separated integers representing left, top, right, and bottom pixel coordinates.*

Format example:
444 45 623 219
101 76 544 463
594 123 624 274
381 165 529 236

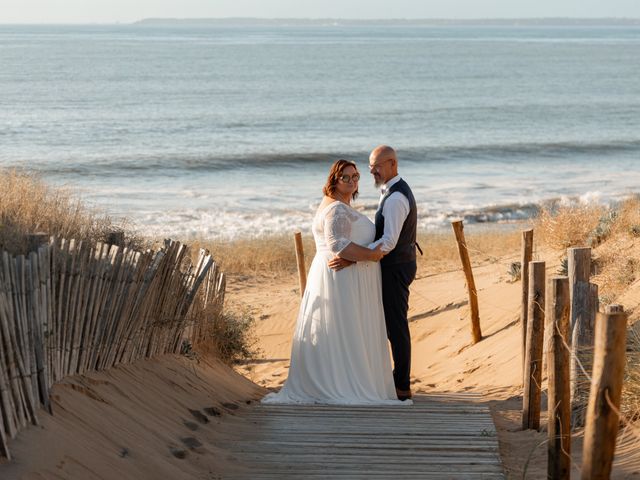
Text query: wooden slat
224 474 505 479
220 394 505 478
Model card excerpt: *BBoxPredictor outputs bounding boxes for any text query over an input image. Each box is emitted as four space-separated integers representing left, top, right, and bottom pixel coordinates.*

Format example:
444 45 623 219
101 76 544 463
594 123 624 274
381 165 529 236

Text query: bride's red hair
323 159 359 200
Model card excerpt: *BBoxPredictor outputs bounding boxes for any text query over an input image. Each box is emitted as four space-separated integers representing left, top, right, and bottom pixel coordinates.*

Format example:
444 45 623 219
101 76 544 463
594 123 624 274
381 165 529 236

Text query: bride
262 159 408 405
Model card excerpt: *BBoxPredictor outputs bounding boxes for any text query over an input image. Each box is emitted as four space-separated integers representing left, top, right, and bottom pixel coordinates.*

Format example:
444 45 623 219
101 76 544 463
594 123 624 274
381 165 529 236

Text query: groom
368 145 418 401
329 145 418 401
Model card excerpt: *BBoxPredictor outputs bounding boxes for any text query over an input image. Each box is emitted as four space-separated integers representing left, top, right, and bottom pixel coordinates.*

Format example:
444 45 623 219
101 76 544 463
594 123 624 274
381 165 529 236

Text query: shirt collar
380 175 402 194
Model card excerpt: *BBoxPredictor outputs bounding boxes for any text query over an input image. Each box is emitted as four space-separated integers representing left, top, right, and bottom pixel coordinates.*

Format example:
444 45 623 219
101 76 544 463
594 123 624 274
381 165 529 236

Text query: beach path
221 392 505 479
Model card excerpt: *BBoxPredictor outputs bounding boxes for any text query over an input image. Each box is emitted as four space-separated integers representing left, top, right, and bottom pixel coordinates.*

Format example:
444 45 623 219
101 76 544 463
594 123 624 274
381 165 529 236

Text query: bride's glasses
339 173 360 183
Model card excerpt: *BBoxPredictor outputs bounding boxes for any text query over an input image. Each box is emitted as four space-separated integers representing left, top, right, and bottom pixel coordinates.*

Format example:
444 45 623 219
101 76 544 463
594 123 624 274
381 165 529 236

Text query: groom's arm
368 192 410 253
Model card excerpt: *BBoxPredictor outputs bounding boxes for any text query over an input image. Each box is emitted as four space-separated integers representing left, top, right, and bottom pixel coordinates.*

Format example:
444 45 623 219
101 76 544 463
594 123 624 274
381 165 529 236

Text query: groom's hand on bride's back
328 256 355 271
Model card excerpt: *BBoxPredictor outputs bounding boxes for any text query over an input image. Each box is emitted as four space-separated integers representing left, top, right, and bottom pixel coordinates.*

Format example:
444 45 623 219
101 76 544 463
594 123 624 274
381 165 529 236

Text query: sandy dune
2 356 265 479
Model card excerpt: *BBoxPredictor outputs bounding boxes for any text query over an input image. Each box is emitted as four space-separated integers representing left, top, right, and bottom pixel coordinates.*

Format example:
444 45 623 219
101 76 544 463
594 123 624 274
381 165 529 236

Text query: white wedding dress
262 201 408 405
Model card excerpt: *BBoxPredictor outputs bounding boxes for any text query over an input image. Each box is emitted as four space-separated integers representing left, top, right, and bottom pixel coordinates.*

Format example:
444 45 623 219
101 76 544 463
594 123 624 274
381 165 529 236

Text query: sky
2 0 640 24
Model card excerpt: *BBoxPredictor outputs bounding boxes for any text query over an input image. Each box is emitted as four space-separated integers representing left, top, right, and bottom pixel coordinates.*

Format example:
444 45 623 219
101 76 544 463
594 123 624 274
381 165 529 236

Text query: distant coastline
134 17 640 27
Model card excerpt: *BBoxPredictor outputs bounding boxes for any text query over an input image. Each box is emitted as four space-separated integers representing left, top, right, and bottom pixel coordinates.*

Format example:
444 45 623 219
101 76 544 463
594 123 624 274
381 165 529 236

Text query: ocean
1 24 640 239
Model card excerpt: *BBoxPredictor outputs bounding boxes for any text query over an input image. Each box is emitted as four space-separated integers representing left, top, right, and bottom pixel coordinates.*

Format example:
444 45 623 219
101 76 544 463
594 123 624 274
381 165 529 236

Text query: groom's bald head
369 145 398 186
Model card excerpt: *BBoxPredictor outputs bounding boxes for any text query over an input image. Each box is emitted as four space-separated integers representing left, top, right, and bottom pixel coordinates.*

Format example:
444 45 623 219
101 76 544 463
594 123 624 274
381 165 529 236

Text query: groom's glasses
369 158 392 172
339 173 360 183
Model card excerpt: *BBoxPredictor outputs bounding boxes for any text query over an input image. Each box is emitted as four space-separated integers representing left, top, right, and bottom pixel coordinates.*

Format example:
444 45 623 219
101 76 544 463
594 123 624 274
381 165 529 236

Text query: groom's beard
373 173 383 188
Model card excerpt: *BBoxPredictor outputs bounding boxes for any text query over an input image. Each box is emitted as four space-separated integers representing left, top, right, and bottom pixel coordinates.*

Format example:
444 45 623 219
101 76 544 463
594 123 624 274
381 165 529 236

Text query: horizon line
2 16 640 26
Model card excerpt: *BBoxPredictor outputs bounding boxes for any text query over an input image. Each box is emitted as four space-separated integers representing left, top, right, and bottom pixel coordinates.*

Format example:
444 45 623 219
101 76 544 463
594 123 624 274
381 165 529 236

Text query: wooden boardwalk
223 393 505 479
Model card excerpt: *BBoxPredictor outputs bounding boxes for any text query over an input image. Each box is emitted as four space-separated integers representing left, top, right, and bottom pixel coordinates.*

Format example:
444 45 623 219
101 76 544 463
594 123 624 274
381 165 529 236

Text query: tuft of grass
535 202 605 250
557 258 568 276
609 196 640 237
206 309 260 364
623 326 640 417
507 262 521 282
0 169 144 254
535 197 640 303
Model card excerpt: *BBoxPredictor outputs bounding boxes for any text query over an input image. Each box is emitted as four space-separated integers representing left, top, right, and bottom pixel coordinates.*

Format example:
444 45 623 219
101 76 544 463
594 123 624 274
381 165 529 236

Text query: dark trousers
381 260 417 391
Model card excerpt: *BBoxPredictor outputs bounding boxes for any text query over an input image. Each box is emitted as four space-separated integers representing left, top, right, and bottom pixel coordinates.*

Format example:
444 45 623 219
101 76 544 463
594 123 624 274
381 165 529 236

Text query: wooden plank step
226 393 505 479
224 439 499 449
236 455 505 467
223 474 505 480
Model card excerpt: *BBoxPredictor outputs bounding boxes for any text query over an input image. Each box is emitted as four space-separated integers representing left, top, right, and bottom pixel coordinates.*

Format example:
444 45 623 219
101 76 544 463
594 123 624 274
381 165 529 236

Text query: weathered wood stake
546 276 571 480
572 282 599 427
451 220 482 344
27 233 49 253
581 306 627 480
568 246 593 424
521 229 534 376
293 232 307 298
522 260 545 430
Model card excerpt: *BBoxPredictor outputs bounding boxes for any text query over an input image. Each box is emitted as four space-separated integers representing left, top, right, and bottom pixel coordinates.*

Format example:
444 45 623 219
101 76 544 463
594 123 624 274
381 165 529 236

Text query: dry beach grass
198 228 524 278
0 169 144 255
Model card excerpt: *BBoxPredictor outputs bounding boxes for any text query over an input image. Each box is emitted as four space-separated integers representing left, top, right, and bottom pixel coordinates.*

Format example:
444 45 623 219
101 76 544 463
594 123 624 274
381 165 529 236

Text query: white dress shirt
368 175 410 253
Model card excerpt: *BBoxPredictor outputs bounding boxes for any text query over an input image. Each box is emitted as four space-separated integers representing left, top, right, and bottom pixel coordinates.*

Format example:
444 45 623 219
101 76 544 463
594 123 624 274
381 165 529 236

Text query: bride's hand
328 256 355 271
370 244 384 262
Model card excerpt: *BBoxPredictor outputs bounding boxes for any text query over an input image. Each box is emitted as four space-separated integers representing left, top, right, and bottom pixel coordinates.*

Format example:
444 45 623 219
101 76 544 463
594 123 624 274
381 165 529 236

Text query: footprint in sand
188 408 209 424
180 437 203 450
204 407 222 417
222 402 239 411
183 421 199 431
170 447 187 459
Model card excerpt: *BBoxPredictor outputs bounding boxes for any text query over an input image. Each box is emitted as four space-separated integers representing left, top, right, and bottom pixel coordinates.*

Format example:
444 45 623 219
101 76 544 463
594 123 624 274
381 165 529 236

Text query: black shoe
396 388 413 401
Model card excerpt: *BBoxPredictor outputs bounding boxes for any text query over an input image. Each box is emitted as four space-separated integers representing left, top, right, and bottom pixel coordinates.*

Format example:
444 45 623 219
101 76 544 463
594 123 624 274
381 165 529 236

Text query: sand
3 247 640 478
1 355 266 479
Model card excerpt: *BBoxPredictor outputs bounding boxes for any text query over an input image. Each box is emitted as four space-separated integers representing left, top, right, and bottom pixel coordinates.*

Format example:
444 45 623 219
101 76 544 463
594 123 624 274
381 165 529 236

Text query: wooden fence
516 229 632 479
0 237 225 459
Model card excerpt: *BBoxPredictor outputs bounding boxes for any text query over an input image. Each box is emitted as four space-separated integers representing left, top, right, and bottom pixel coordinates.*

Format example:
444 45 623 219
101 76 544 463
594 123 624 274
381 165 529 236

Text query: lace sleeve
323 203 354 255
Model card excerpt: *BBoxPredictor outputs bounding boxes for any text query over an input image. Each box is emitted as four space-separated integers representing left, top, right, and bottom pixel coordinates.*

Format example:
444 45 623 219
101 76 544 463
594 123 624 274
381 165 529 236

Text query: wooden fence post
568 247 594 425
546 276 571 480
27 232 49 253
451 220 482 344
521 229 534 376
293 232 307 298
581 306 627 480
0 420 8 460
522 260 545 430
572 282 599 427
